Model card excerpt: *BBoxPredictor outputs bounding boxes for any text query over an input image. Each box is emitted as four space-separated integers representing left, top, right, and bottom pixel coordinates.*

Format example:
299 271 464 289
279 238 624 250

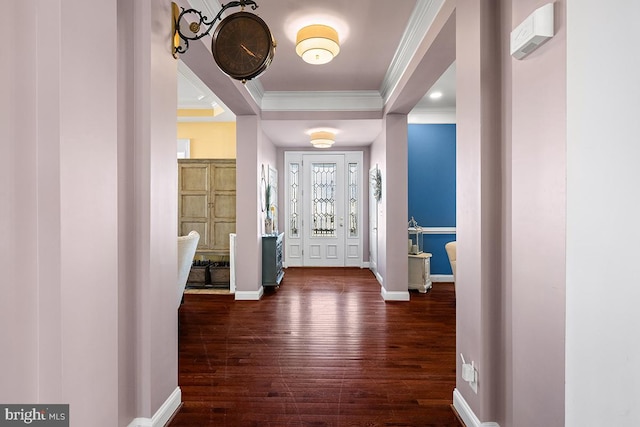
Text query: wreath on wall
373 168 382 202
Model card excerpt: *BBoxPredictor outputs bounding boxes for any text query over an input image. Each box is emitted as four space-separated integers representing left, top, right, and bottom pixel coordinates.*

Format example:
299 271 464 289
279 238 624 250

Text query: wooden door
209 162 236 254
179 162 210 248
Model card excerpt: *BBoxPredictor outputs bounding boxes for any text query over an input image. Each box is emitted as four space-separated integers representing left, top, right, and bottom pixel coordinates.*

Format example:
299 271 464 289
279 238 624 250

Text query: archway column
455 0 502 423
235 115 265 300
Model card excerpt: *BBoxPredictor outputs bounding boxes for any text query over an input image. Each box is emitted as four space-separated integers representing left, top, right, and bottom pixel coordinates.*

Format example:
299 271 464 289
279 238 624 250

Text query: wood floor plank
169 267 461 427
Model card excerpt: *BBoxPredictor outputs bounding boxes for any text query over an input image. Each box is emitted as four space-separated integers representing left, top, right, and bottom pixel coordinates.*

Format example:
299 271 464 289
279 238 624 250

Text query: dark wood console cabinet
262 233 284 286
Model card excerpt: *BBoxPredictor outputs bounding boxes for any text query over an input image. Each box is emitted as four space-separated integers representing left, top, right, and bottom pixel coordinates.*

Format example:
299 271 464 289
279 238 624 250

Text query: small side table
408 252 432 293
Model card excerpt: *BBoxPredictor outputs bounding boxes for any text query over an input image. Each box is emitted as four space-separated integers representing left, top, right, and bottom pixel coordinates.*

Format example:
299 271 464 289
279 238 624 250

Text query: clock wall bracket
172 1 258 57
172 1 276 83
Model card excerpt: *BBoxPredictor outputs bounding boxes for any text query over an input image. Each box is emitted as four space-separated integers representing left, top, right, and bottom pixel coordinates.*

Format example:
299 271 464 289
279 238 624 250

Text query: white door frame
369 166 379 279
284 151 364 268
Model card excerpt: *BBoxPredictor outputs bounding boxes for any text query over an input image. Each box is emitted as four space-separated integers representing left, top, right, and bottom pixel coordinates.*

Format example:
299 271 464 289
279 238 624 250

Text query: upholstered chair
177 231 200 307
445 241 457 286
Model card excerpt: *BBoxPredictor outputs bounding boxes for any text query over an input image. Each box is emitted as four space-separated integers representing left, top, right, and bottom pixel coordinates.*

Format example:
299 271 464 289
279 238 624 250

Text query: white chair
445 241 457 286
177 231 200 307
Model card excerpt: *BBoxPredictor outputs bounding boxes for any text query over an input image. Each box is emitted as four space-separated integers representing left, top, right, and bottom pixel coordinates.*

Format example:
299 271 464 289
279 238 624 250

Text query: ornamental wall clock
211 11 276 82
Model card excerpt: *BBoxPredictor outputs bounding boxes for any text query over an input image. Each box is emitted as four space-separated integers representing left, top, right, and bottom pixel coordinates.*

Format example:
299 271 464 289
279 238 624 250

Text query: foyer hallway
170 267 461 426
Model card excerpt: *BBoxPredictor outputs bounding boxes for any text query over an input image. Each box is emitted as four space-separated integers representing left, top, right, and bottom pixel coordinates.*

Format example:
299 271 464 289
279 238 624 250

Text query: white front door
303 154 345 266
284 152 363 268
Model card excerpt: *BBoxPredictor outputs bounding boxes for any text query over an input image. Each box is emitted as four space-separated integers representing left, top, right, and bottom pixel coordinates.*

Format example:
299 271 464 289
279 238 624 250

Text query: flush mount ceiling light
296 24 340 65
429 91 443 99
310 131 335 148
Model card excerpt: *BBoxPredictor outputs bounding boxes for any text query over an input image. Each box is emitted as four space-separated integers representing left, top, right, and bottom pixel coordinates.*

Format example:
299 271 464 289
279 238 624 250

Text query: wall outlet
468 367 478 394
462 363 475 382
460 354 479 393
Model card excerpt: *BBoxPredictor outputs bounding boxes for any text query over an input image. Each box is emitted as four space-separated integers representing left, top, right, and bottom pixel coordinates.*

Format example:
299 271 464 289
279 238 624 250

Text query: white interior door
303 154 345 266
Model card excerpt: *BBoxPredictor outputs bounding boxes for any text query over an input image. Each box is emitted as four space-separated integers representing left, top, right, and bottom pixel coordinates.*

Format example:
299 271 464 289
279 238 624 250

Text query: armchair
178 231 200 307
445 241 457 286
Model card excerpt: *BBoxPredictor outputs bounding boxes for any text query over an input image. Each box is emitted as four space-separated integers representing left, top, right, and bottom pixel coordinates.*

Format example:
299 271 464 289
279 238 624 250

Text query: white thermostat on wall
510 3 554 59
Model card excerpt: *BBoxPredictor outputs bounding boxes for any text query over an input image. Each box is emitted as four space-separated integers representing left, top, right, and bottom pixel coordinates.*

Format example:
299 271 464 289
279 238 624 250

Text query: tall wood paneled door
178 159 236 258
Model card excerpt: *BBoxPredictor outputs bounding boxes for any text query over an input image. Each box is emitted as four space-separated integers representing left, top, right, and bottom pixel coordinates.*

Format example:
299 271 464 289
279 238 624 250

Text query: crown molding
261 91 383 112
379 0 445 104
244 79 265 107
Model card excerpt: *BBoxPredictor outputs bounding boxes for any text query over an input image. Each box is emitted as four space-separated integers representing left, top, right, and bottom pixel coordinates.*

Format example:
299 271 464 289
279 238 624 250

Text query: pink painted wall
455 0 502 421
370 121 387 284
1 1 179 425
235 116 279 298
509 1 566 425
499 0 514 425
235 116 264 297
0 0 121 421
456 1 566 425
369 114 409 296
134 0 180 417
59 0 121 421
0 0 40 404
383 114 409 293
117 1 137 423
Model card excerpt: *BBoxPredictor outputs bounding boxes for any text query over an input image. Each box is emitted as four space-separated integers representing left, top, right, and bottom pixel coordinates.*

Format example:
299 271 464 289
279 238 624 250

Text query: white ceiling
176 0 456 146
178 60 236 122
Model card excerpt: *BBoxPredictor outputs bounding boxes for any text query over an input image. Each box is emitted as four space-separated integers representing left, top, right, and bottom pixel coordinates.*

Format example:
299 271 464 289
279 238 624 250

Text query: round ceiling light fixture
296 24 340 65
310 130 336 148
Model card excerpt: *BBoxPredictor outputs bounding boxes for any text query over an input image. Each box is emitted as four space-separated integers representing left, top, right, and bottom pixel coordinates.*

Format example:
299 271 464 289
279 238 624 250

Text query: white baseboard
374 271 383 285
453 388 500 427
234 286 264 300
128 387 181 427
431 274 454 282
380 286 410 301
361 261 370 268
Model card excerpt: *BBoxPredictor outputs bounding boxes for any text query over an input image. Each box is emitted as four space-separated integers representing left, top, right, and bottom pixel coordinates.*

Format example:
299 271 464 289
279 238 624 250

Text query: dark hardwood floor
170 267 461 427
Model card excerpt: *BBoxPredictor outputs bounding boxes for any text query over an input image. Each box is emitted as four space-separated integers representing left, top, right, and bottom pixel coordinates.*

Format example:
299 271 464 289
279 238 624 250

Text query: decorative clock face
212 12 275 81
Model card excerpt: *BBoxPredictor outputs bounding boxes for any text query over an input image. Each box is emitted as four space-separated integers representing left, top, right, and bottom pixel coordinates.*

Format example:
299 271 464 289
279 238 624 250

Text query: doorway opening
284 151 364 267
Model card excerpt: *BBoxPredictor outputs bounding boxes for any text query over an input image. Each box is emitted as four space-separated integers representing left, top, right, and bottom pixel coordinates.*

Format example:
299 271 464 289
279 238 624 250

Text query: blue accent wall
408 124 456 275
